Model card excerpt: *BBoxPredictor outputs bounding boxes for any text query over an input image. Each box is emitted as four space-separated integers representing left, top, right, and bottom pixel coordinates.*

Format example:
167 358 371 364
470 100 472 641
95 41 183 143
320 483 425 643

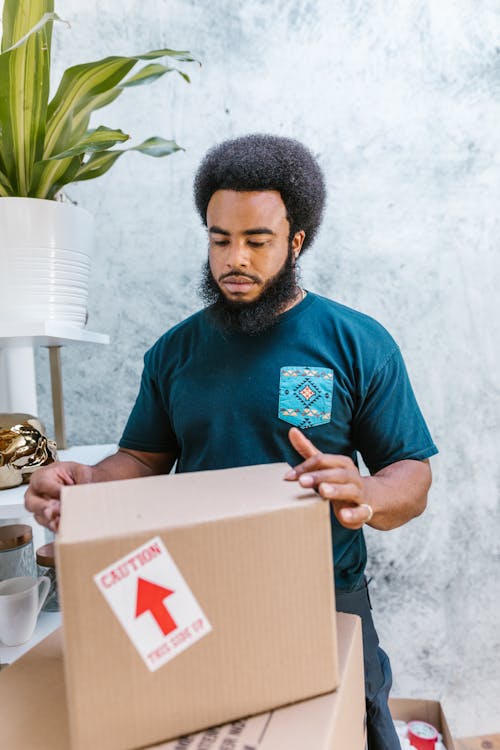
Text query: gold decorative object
0 414 57 490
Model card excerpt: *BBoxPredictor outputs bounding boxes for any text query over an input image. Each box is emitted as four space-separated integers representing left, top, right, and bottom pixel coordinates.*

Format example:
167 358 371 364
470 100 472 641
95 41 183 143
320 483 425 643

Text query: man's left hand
285 427 373 530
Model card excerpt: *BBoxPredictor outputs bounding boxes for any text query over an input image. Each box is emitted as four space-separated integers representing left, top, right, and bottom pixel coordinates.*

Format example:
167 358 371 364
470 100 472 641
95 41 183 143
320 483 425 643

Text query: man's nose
225 239 250 268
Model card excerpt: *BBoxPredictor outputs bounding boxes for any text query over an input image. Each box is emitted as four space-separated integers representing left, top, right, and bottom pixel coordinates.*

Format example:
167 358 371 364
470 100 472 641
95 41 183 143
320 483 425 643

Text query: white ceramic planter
0 197 94 327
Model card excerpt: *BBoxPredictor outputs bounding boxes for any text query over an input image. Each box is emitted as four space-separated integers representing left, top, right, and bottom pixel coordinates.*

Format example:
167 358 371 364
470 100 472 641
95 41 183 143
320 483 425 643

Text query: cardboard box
456 736 500 750
155 612 365 749
0 613 364 750
390 697 456 750
56 462 339 750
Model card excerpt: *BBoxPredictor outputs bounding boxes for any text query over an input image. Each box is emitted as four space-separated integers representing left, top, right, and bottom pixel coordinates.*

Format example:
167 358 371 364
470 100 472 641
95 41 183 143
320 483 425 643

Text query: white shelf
0 444 117 552
0 610 61 666
0 321 109 347
0 482 33 519
0 444 117 514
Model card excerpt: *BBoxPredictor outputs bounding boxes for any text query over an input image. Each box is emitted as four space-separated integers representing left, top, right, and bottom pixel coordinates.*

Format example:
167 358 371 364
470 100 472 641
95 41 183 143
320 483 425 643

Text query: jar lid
36 542 55 567
0 524 32 551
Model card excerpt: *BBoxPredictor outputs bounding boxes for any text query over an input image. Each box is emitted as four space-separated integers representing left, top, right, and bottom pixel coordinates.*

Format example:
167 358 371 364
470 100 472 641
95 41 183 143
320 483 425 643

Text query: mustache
219 271 260 283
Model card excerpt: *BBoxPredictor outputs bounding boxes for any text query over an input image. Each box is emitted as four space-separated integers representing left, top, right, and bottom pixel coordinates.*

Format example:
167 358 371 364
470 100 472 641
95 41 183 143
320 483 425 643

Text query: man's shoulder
161 306 209 338
307 292 397 347
145 307 210 363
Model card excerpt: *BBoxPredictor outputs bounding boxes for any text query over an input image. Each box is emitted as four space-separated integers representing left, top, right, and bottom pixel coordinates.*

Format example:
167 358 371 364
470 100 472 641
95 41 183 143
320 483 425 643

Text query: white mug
0 576 50 646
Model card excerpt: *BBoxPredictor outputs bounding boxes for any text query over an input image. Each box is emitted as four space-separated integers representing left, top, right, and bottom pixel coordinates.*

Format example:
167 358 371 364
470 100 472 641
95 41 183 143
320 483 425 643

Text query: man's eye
212 239 229 246
248 240 266 248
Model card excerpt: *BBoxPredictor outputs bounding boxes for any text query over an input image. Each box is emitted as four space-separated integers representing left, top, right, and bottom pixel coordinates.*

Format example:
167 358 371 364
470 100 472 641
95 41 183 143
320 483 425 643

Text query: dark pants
336 580 400 750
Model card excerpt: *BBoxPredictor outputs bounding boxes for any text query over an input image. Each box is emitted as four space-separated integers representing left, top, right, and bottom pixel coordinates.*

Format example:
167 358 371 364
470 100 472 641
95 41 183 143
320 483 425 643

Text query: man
26 134 437 750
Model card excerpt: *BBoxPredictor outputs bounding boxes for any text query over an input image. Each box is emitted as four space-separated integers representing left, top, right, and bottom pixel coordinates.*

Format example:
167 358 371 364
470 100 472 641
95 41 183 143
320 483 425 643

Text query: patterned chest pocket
278 366 334 429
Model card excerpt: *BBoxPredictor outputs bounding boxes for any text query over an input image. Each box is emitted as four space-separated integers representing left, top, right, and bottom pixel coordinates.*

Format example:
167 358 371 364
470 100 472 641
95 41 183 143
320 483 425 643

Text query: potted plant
0 0 198 326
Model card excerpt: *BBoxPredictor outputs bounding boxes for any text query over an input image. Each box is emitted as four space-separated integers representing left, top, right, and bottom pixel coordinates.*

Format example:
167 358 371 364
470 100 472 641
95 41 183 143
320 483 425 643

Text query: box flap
59 462 318 544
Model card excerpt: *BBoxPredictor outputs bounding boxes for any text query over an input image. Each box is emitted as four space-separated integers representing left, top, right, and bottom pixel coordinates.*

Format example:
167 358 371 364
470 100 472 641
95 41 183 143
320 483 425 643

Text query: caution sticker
94 536 212 671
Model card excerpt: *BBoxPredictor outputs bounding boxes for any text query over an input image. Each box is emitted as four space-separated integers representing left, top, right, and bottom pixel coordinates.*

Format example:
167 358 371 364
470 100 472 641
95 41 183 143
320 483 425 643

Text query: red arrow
135 578 177 636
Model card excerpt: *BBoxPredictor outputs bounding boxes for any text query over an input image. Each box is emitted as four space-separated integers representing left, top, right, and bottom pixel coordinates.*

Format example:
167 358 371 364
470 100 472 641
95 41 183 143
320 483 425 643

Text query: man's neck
280 286 306 315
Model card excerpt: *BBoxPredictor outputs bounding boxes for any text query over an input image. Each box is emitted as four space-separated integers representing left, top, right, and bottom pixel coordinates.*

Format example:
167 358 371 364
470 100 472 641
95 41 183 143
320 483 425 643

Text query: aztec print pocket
278 366 334 429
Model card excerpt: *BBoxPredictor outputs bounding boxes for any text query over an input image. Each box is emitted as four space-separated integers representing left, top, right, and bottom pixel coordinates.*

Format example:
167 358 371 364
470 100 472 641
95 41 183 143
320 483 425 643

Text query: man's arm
92 448 176 481
285 427 431 531
25 448 177 532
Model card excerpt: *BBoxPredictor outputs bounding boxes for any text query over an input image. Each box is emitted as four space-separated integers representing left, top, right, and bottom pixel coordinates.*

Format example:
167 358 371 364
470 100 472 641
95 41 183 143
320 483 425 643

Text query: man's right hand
24 461 93 532
25 448 177 533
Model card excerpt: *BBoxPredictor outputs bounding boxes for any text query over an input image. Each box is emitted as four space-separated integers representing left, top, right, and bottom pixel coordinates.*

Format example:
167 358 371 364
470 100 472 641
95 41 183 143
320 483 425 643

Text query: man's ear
292 230 306 260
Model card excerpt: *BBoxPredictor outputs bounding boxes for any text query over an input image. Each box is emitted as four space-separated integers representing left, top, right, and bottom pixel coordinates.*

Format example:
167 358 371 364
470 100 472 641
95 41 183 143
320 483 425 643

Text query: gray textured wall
34 0 500 736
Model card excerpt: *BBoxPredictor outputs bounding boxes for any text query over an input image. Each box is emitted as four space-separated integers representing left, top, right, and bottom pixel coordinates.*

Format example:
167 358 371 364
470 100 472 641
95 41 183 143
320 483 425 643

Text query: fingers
25 481 61 531
24 461 87 532
284 431 371 530
317 480 362 503
285 429 371 529
287 427 320 461
315 474 369 529
25 475 70 511
32 500 61 532
286 427 354 480
334 502 373 531
285 454 354 483
294 466 352 488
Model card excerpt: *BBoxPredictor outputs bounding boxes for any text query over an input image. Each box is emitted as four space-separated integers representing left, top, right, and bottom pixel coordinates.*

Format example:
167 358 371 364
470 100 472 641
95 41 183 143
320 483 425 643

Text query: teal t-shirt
120 292 438 591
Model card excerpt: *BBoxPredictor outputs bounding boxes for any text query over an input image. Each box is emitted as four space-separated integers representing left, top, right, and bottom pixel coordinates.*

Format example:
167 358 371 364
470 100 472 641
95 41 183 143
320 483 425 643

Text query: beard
199 247 299 335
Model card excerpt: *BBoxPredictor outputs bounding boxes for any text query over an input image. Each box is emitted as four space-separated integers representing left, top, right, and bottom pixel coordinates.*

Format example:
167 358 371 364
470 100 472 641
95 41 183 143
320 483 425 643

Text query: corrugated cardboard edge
0 629 69 750
255 611 365 750
55 498 326 556
57 463 318 544
390 697 456 750
455 736 500 750
327 612 365 748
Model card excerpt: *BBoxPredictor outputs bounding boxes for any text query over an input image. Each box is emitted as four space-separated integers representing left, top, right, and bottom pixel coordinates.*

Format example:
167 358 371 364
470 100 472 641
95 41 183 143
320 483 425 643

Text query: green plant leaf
72 137 183 183
0 132 7 177
130 137 183 157
73 150 123 182
139 48 200 64
1 11 65 54
48 126 130 159
119 63 172 88
30 154 82 199
120 63 191 87
44 48 198 161
0 0 54 194
90 87 123 113
44 57 137 159
49 88 124 168
175 70 191 84
0 1 198 199
45 156 84 199
0 167 14 196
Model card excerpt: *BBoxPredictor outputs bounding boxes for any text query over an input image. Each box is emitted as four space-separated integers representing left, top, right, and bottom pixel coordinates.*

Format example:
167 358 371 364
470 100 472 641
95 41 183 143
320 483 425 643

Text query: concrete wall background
32 0 499 736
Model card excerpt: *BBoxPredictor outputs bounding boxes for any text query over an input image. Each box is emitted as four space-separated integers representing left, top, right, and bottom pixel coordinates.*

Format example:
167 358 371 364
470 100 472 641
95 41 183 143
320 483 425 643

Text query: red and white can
407 720 439 749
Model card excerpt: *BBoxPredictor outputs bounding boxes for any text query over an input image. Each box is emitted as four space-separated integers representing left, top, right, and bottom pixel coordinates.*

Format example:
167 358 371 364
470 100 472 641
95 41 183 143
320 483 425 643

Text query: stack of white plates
0 198 94 328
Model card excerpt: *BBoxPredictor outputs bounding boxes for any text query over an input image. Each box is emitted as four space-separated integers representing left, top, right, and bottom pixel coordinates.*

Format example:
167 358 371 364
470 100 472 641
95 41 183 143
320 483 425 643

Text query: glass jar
36 542 59 612
0 524 36 581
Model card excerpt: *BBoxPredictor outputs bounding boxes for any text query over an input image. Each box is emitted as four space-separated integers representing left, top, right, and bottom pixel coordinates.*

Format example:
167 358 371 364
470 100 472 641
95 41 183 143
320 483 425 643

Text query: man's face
206 190 303 304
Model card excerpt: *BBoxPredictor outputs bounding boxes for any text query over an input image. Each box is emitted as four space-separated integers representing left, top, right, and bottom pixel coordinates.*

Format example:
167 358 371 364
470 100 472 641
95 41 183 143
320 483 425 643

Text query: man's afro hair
193 133 326 252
